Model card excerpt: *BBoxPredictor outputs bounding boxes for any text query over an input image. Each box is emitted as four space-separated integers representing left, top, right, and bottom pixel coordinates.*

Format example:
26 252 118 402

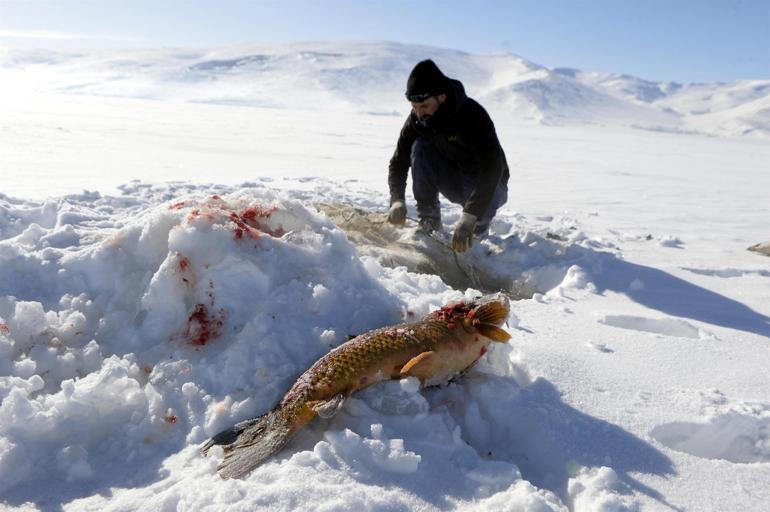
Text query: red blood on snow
229 206 284 240
174 197 285 241
184 303 226 346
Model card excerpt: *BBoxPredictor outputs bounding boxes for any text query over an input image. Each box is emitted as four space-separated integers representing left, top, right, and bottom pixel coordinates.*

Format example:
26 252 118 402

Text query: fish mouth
469 293 510 326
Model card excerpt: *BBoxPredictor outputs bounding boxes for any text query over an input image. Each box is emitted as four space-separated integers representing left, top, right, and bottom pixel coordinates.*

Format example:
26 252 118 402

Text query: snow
1 41 768 139
1 42 769 511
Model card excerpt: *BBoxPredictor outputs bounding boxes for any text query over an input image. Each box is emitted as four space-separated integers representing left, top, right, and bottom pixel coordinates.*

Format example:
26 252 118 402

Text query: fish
202 293 511 479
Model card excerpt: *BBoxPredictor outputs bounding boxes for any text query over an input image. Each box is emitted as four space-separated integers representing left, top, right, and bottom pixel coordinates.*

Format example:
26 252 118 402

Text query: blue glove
452 212 477 252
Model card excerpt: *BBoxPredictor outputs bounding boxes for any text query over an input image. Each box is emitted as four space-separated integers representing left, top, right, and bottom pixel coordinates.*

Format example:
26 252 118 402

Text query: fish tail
202 406 298 479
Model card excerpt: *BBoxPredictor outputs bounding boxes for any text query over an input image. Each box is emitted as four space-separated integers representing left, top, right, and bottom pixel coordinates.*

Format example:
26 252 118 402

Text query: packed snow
1 42 769 511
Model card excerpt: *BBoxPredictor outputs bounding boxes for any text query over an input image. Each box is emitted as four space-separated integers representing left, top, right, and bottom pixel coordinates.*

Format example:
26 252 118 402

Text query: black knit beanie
405 59 449 100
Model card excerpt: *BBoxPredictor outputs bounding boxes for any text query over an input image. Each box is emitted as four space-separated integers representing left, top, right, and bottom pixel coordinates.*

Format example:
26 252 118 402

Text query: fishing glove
387 200 407 225
452 212 477 252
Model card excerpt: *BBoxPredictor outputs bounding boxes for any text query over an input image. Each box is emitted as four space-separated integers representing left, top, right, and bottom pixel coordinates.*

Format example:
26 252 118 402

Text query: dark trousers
411 138 507 224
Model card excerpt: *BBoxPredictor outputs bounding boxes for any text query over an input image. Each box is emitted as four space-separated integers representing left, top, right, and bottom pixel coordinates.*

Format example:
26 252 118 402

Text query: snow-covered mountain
565 68 770 136
1 41 767 137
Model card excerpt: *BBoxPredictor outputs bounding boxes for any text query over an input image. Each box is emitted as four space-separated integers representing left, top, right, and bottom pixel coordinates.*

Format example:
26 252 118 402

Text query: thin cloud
0 28 92 40
0 28 146 42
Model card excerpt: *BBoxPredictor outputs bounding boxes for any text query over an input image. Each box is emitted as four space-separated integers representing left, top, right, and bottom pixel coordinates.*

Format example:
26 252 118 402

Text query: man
386 59 509 253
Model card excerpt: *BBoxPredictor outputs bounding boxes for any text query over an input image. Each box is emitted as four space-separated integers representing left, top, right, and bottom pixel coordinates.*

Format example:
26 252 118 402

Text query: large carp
202 293 511 479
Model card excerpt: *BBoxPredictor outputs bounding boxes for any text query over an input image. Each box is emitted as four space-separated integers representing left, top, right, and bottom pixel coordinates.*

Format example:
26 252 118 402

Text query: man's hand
387 200 407 225
452 212 477 252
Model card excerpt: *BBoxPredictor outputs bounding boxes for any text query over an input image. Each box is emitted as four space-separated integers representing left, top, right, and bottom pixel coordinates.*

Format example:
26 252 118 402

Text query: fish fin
473 299 509 325
476 323 511 342
309 394 346 419
203 409 294 479
400 351 436 378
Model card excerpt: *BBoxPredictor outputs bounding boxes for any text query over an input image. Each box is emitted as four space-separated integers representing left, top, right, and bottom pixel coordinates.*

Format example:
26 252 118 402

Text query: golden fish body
203 293 511 479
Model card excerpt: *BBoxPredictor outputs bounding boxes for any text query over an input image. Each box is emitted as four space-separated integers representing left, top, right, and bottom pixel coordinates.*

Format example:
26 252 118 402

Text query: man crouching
386 59 509 252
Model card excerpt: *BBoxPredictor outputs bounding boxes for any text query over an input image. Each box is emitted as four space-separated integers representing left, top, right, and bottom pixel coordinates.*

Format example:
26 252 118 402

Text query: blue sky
0 0 768 82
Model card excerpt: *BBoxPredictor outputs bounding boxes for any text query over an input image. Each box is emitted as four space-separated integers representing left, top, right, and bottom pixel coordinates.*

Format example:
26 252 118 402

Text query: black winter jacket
388 79 509 219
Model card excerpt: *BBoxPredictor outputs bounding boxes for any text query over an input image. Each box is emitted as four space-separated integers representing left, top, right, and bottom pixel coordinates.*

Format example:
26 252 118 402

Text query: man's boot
474 219 491 238
417 216 442 234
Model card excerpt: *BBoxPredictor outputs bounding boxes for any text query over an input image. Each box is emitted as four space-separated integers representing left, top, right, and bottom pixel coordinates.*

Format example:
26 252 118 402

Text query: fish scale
310 321 445 381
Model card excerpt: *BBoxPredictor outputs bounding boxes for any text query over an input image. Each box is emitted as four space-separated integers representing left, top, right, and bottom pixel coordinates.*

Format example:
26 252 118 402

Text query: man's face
410 94 446 122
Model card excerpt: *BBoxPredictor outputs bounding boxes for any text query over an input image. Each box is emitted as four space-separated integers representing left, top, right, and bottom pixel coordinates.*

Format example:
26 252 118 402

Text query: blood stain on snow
186 208 217 223
168 201 186 210
184 303 227 346
178 254 190 272
0 324 9 334
229 205 285 240
165 415 178 424
173 197 285 241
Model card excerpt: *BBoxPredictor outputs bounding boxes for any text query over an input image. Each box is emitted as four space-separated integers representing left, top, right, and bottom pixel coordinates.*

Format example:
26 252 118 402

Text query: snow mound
651 401 770 463
0 189 406 500
598 315 704 339
568 466 637 512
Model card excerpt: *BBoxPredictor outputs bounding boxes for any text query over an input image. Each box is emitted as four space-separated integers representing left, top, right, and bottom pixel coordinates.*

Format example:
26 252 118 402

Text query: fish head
431 293 511 339
433 293 510 324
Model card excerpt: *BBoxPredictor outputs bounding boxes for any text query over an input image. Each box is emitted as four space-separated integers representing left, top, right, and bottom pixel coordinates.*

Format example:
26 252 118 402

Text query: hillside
1 41 768 137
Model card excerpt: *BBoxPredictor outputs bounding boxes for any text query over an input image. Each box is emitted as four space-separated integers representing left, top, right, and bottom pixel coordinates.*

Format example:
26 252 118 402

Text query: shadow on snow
427 375 680 510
